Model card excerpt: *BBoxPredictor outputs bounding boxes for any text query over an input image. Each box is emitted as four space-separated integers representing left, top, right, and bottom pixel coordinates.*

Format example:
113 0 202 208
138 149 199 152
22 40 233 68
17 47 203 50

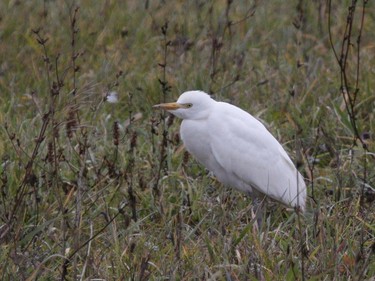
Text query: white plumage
154 90 306 211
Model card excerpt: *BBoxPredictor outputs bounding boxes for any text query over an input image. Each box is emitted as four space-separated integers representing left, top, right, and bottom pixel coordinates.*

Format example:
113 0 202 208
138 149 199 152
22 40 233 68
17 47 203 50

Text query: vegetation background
0 0 374 280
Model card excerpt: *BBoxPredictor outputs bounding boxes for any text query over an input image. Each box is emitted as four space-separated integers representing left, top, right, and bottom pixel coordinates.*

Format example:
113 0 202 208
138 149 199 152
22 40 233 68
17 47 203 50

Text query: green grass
0 0 374 280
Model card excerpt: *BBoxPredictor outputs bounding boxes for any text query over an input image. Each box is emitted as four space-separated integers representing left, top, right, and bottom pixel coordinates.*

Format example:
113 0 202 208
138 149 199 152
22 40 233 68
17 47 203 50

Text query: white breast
180 119 253 192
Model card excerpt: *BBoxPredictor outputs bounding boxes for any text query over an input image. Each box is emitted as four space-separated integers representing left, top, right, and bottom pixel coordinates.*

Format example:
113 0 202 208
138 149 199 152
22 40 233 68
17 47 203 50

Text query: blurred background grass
0 0 374 280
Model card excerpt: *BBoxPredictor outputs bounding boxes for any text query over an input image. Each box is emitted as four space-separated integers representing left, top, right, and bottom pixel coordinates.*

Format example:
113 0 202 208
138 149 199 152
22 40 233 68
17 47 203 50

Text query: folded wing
208 102 306 210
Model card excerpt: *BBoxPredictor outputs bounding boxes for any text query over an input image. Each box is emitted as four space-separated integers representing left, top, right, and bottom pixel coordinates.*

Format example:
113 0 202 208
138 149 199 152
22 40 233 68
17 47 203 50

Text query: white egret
153 90 306 212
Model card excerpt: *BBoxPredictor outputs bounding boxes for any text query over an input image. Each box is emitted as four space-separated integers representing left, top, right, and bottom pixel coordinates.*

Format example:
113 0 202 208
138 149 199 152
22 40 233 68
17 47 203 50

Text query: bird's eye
185 103 193 108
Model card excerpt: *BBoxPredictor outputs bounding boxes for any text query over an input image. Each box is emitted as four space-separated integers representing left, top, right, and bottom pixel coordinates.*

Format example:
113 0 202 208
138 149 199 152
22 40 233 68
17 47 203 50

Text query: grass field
0 0 374 280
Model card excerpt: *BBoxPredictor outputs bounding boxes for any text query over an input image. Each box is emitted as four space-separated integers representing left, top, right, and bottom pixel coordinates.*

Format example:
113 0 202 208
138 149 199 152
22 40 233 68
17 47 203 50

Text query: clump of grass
0 0 374 280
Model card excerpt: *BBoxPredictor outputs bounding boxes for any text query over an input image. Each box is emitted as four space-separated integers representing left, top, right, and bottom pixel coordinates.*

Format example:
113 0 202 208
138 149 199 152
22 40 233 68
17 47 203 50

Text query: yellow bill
153 102 182 111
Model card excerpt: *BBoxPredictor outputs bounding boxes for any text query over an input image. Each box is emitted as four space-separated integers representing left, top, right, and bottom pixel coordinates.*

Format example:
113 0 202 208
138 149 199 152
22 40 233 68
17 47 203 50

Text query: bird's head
153 90 214 120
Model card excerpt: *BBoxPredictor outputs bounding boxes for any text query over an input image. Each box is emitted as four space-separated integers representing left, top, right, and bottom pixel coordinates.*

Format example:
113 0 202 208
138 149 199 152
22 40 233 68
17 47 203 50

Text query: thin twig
153 21 171 198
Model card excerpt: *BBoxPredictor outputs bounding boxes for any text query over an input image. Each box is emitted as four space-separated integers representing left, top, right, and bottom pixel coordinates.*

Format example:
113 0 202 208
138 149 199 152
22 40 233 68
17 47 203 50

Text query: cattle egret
153 90 306 212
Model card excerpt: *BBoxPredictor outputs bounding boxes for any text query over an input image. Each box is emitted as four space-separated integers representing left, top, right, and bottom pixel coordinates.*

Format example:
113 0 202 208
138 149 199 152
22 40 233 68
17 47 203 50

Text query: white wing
207 102 306 210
